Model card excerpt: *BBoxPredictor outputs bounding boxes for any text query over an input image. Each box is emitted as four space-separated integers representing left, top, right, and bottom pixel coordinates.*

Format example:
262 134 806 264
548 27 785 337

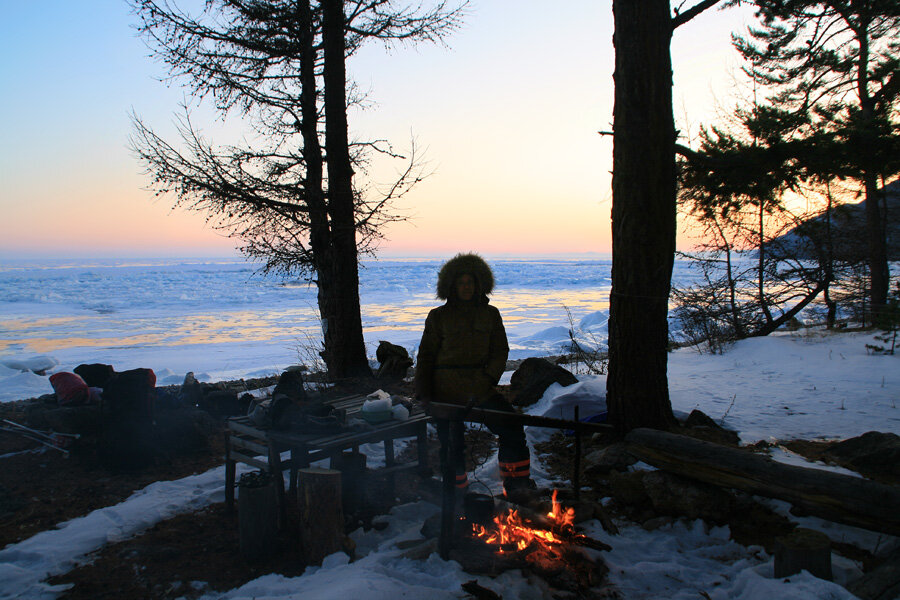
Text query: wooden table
224 394 431 519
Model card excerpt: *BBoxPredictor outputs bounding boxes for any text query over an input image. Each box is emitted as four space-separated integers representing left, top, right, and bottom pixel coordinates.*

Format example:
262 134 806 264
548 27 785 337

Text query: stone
823 431 900 481
641 471 735 523
679 409 740 446
509 358 578 407
583 443 638 475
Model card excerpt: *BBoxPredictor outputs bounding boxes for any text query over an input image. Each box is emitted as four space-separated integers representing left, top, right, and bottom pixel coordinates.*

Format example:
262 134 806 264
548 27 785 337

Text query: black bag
102 368 156 420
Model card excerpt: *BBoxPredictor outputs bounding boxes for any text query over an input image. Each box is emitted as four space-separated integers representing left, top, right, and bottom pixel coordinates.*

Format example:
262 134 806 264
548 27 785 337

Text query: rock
606 471 652 512
509 358 578 407
583 443 637 475
823 431 900 482
641 471 735 523
641 516 675 531
679 409 740 446
375 341 413 381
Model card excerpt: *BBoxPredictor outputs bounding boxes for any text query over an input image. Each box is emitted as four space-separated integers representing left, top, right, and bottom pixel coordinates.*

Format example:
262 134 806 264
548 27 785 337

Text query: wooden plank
231 436 269 456
229 451 270 472
626 427 900 537
377 461 422 476
227 418 265 437
427 402 614 433
308 424 424 452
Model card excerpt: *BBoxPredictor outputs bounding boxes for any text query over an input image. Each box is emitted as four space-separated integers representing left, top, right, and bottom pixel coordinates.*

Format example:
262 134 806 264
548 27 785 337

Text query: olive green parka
415 253 509 406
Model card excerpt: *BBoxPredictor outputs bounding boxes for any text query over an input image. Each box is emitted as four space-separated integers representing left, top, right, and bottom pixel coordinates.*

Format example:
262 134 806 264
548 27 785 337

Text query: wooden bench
224 394 431 520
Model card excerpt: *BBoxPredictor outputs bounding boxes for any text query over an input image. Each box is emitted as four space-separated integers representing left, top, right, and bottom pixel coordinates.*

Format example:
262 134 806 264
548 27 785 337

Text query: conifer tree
129 0 464 378
730 0 900 321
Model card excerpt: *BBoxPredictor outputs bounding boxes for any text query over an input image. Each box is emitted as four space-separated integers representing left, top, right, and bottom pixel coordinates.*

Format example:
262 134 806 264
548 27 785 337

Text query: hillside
770 179 900 261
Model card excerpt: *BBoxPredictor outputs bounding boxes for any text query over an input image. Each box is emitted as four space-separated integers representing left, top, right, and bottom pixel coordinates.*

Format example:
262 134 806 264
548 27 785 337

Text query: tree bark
322 0 372 379
856 14 889 321
626 428 900 537
608 0 677 433
297 467 345 565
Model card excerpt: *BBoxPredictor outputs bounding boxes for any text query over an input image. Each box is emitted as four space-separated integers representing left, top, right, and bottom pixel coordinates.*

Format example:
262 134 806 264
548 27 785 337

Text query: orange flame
472 489 576 565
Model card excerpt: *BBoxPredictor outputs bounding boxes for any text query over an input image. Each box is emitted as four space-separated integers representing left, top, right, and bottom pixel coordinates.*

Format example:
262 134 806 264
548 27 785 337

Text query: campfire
472 490 578 567
454 489 610 592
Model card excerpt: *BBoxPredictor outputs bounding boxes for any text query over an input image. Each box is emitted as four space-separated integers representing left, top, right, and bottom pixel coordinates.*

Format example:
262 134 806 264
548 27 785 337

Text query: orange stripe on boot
499 459 530 476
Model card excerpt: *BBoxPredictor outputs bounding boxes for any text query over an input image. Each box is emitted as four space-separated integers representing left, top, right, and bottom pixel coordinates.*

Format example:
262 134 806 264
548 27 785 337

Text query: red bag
49 372 90 406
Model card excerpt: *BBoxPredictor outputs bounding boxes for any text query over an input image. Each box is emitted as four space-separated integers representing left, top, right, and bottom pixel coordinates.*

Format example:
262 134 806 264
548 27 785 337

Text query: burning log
484 492 612 554
446 489 610 594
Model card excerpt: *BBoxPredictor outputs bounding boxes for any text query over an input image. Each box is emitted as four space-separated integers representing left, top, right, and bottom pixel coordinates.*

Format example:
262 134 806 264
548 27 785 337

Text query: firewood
297 467 345 566
491 499 612 552
237 472 278 562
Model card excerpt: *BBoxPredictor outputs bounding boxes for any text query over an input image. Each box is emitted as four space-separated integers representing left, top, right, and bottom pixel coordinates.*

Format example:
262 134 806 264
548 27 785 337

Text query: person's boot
503 477 539 507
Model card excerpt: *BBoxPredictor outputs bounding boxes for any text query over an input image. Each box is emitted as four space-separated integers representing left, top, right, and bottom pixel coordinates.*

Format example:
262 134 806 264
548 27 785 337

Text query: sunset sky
0 1 752 259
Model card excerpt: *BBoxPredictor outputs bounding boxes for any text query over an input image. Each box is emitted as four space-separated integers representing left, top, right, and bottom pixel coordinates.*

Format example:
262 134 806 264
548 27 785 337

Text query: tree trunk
856 19 889 321
321 0 372 379
298 0 336 372
626 428 900 537
608 0 677 433
864 174 889 323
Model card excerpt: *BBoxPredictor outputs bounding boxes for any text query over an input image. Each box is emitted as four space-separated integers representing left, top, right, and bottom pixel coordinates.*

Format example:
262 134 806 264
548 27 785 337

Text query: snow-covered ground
1 329 897 599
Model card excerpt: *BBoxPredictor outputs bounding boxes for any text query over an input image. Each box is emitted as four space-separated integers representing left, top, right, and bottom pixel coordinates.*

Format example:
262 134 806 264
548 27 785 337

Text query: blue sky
0 1 753 258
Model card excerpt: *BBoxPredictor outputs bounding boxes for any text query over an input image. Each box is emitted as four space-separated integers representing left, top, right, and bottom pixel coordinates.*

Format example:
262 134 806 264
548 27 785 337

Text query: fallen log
625 428 900 537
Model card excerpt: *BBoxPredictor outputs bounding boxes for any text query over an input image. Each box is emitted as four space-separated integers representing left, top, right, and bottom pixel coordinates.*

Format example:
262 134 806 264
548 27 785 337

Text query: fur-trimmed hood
436 253 495 301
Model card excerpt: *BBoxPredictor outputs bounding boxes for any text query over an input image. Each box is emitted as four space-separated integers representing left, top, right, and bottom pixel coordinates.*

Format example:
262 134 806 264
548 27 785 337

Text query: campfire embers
472 490 576 564
450 490 611 594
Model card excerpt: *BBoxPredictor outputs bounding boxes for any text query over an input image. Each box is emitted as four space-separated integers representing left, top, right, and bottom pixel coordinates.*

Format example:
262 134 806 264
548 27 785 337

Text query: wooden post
225 430 236 514
268 442 287 528
330 451 367 517
238 472 278 562
416 421 430 476
774 528 832 581
384 437 396 498
574 405 582 502
438 419 456 560
297 467 345 566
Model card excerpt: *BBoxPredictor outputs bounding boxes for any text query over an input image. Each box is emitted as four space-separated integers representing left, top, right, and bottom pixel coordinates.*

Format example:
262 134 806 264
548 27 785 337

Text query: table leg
225 431 236 514
416 421 430 476
384 438 396 498
268 443 286 529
